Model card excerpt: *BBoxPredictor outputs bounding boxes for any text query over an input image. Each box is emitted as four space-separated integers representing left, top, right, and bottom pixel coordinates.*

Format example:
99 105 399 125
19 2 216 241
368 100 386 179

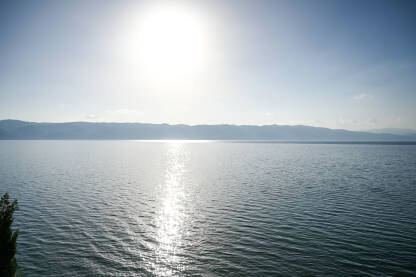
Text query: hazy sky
1 0 415 130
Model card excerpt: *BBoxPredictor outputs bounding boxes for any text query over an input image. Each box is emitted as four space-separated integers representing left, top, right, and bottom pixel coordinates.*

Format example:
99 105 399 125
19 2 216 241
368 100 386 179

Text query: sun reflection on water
152 142 189 276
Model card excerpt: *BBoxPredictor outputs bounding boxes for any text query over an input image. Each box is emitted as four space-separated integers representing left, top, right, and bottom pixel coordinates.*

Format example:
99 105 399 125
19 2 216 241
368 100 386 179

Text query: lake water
1 140 415 276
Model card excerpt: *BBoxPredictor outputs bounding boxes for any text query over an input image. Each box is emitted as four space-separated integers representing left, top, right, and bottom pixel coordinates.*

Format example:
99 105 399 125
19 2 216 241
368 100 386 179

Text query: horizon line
2 118 415 133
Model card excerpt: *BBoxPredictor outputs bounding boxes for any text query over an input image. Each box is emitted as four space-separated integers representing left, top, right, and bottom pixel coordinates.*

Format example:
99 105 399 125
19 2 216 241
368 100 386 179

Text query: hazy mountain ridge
1 119 415 141
367 128 416 136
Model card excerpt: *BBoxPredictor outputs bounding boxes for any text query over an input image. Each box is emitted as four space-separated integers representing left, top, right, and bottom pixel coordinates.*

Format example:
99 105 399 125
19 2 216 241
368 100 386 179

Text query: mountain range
1 119 415 141
367 128 416 136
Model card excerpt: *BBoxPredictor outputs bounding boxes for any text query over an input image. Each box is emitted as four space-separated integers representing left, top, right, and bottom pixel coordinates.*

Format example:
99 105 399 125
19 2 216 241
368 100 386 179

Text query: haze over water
1 140 415 276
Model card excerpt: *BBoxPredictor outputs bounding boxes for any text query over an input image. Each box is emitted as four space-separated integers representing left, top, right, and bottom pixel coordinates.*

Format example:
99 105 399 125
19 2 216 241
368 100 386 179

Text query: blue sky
0 0 415 130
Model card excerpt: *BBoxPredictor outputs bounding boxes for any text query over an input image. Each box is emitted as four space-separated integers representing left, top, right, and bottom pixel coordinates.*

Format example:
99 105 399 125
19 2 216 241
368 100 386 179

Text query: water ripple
0 141 415 276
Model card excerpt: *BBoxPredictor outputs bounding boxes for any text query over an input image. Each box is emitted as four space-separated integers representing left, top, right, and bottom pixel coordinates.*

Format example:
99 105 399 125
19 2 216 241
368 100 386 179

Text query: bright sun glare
124 5 210 80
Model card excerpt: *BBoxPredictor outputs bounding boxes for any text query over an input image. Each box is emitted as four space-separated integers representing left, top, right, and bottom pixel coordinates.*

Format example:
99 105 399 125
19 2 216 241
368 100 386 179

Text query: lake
1 140 415 276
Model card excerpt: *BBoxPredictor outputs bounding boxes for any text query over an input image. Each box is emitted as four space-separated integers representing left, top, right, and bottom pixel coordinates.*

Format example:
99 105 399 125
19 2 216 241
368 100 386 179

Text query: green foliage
0 193 19 277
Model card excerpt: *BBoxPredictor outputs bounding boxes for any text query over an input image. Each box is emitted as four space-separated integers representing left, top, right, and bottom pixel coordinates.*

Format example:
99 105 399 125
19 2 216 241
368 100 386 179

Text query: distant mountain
367 128 416 136
1 119 416 141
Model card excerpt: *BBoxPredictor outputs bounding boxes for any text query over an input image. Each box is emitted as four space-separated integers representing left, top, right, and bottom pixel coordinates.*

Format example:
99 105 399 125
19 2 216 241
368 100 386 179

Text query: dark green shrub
0 193 19 277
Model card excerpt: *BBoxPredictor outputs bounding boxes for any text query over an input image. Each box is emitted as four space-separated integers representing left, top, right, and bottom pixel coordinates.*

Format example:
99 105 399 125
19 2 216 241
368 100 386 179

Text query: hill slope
1 120 415 141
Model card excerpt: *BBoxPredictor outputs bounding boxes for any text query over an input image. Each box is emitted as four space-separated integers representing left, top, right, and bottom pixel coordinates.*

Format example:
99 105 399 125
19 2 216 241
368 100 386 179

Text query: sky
0 0 415 130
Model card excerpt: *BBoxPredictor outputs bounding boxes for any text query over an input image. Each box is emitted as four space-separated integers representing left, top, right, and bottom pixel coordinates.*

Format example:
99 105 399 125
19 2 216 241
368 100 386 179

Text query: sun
122 4 211 81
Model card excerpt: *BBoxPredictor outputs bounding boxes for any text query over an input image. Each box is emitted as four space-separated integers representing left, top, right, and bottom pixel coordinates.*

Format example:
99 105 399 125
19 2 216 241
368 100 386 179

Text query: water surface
1 141 415 276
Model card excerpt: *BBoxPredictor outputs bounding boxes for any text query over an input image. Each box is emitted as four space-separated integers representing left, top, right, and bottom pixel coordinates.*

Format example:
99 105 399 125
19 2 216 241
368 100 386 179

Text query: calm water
1 141 416 276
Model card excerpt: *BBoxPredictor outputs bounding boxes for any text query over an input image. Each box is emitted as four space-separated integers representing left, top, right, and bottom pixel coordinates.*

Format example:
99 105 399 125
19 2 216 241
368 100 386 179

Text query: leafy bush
0 193 19 277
